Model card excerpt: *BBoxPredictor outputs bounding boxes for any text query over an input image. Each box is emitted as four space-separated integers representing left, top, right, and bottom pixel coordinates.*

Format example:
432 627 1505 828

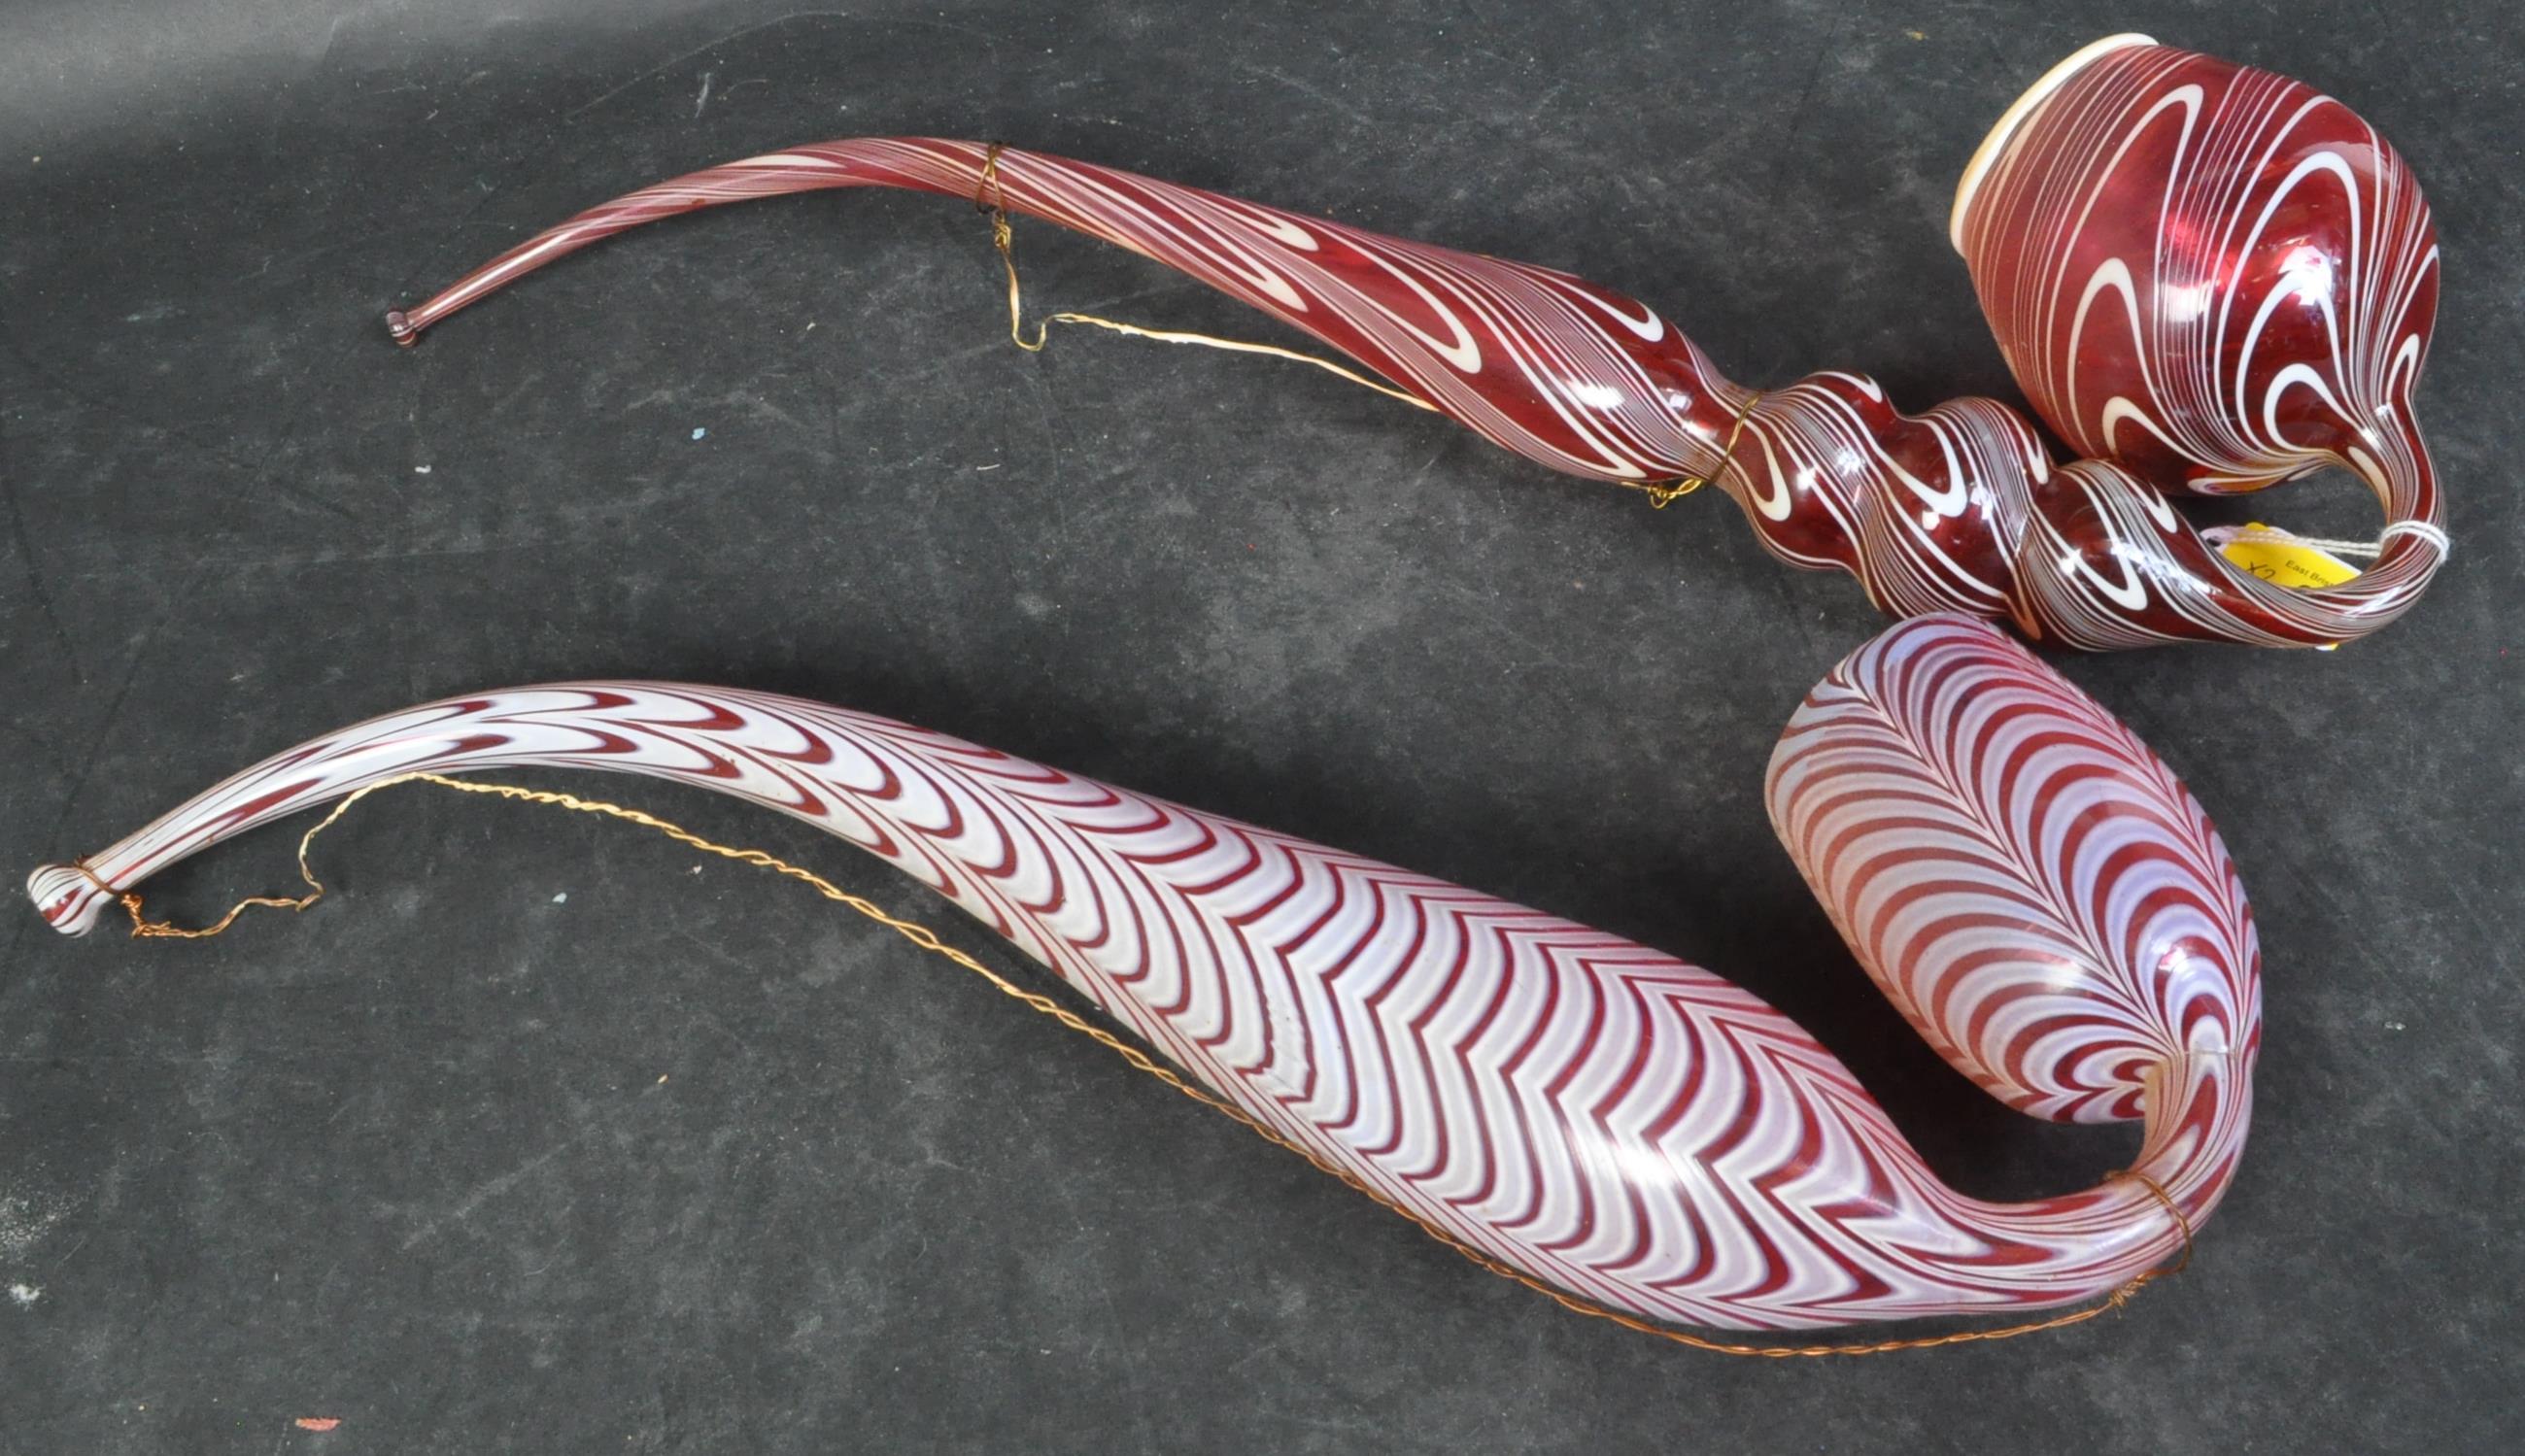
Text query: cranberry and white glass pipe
386 37 2441 651
31 617 2257 1332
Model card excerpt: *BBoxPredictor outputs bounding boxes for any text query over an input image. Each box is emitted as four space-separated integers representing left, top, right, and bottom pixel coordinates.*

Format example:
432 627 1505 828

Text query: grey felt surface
2 2 2518 1451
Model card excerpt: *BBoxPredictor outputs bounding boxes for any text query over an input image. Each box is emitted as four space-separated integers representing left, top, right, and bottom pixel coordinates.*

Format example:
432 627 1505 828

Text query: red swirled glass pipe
387 35 2442 651
30 617 2258 1331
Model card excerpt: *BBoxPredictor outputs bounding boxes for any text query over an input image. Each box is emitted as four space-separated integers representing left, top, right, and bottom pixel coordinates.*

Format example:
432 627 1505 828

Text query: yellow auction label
2216 524 2363 590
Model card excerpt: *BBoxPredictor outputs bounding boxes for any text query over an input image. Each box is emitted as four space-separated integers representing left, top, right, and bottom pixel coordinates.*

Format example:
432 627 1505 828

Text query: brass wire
973 143 1438 412
1630 388 1764 507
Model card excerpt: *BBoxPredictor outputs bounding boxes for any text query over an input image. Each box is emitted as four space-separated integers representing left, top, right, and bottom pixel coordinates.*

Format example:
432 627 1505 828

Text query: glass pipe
31 616 2257 1332
386 36 2442 651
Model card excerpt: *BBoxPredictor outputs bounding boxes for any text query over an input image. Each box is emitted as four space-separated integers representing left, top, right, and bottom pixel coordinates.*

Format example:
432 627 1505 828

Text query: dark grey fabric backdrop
3 2 2518 1452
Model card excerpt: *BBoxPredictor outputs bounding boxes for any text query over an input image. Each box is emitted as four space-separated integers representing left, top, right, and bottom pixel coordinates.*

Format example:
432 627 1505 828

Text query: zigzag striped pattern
32 617 2256 1331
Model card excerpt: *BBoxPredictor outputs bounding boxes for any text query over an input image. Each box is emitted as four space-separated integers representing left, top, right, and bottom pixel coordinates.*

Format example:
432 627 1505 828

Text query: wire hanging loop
971 142 1437 409
1632 389 1763 509
90 768 2194 1356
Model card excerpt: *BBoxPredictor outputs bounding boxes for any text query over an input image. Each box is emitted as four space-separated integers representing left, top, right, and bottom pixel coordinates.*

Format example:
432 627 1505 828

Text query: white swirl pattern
382 38 2445 649
1957 39 2445 647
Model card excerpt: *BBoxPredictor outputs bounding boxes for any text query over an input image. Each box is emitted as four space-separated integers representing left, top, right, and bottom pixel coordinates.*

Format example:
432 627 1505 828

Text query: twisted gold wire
974 142 1436 410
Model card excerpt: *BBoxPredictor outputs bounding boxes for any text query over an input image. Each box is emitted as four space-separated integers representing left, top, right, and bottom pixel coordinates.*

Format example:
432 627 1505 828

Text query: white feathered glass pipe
31 617 2257 1332
387 34 2442 651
